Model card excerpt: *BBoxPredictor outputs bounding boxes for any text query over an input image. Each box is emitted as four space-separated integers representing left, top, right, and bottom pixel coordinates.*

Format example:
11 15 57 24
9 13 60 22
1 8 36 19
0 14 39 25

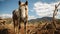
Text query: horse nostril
25 8 27 10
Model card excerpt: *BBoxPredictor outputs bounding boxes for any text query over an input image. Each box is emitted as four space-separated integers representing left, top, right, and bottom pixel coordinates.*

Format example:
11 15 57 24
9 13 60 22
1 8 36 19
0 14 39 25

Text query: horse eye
25 8 27 10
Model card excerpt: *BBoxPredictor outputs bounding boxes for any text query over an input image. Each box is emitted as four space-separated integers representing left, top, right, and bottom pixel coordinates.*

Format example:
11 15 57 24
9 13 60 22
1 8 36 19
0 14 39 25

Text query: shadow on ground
0 29 8 34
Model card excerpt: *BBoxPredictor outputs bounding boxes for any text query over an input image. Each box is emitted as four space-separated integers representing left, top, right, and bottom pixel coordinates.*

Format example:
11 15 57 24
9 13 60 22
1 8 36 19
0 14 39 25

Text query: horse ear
25 1 28 5
19 1 21 5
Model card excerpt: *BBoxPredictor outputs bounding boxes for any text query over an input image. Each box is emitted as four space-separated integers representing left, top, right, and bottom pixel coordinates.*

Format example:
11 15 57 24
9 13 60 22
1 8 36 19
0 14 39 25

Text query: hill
29 17 60 24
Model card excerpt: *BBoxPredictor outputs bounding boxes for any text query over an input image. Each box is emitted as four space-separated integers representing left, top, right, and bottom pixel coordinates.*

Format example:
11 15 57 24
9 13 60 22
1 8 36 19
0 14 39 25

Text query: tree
52 2 60 29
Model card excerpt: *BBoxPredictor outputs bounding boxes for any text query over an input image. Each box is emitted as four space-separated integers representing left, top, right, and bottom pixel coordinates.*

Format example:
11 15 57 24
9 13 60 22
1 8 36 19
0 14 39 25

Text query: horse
12 0 28 34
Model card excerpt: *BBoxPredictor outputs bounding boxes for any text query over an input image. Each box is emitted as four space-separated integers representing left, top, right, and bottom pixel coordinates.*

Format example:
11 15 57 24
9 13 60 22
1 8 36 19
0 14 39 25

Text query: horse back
12 9 20 20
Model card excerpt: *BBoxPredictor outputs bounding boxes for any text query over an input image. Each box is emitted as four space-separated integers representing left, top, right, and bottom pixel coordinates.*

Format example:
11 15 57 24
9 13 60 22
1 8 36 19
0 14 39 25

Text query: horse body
12 0 28 34
13 9 19 27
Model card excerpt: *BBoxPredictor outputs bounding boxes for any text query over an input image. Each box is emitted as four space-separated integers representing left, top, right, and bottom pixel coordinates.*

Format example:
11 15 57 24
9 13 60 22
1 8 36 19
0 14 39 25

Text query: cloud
28 15 36 20
55 11 60 19
39 0 60 3
33 1 60 19
0 14 36 20
0 14 12 18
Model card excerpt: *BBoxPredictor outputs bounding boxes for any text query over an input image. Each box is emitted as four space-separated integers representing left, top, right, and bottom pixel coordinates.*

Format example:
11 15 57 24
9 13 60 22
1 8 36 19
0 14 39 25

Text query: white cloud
0 14 12 18
33 1 60 19
0 13 36 20
28 15 36 20
0 14 36 20
55 11 60 19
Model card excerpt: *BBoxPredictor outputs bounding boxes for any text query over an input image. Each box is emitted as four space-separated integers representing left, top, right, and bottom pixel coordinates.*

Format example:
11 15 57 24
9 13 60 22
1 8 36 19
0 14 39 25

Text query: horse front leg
13 20 16 34
14 25 15 34
24 15 28 34
17 23 21 34
24 21 26 34
14 20 18 34
18 18 21 34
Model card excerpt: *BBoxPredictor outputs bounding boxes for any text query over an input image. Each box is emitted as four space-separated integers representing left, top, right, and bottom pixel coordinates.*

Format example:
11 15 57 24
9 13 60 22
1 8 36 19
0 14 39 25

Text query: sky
0 0 60 20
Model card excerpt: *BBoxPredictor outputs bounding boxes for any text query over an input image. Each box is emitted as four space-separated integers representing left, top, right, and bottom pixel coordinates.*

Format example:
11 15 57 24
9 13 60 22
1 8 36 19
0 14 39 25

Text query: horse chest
15 9 26 18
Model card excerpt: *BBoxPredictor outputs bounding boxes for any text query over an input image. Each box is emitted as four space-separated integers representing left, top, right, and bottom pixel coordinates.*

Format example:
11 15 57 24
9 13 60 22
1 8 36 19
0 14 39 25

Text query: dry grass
0 21 60 34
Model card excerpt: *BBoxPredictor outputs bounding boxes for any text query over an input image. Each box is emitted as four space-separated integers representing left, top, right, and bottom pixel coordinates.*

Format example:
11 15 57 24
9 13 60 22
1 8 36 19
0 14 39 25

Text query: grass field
0 18 60 34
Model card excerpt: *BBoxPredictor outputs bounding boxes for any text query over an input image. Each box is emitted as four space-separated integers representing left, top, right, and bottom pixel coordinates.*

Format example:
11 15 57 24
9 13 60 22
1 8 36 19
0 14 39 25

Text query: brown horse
12 0 28 34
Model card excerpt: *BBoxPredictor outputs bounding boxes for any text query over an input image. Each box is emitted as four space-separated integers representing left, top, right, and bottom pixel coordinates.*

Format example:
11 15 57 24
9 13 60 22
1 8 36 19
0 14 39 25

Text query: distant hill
29 17 55 23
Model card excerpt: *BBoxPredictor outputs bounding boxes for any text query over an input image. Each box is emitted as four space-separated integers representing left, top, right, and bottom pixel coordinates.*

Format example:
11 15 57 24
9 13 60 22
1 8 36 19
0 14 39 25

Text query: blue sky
0 0 60 20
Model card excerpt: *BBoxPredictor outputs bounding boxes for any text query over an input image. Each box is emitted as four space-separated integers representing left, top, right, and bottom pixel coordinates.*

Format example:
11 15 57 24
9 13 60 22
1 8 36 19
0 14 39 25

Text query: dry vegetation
0 18 60 34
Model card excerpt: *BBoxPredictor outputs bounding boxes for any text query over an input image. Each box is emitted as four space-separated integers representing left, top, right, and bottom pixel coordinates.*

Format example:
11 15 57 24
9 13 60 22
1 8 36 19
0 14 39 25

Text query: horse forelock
20 2 25 6
21 2 25 4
